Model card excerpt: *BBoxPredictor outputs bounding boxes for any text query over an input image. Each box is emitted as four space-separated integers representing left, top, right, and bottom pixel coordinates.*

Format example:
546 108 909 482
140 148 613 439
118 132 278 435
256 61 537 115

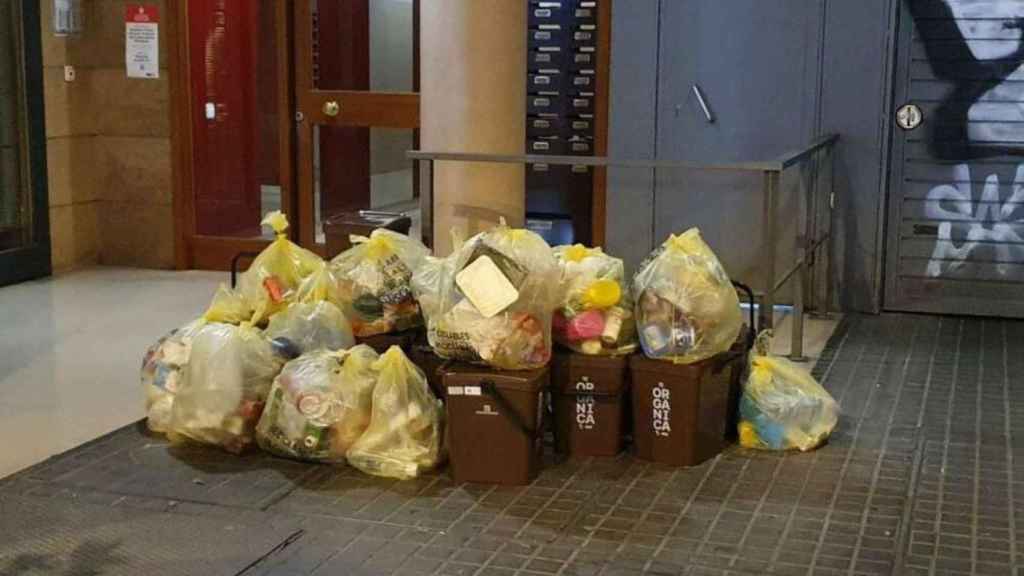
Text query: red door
189 0 263 237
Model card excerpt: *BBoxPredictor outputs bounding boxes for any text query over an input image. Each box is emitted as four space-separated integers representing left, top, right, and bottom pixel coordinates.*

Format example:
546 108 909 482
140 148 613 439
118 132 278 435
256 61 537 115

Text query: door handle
323 100 340 117
692 85 715 124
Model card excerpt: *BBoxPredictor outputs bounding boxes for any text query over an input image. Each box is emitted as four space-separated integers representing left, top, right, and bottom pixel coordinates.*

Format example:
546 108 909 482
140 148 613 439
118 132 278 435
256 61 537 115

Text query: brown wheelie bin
551 352 630 457
441 365 549 485
322 210 412 258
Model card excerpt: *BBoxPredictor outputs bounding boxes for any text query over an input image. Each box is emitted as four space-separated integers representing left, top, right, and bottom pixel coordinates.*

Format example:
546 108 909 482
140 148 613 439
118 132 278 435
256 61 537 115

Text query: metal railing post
761 170 779 331
824 145 836 314
419 158 434 250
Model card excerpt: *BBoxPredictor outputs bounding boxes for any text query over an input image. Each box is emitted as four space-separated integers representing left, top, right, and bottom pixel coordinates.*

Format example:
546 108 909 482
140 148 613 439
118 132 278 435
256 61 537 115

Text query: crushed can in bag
256 345 379 463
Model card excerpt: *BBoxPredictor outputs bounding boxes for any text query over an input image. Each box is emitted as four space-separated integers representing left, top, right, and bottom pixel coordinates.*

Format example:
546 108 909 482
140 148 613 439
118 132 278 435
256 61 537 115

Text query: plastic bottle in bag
330 229 429 337
553 245 637 356
632 228 742 364
346 346 443 479
141 318 207 433
739 353 839 452
167 322 288 453
412 223 560 370
256 345 380 463
238 211 324 325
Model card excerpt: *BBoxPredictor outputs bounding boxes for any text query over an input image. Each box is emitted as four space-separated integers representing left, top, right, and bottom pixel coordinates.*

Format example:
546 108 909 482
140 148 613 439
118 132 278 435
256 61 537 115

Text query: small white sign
464 386 482 396
125 5 159 79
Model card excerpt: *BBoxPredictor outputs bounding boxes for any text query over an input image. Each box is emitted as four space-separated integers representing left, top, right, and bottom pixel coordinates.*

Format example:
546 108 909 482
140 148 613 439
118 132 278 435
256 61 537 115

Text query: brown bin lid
441 364 549 393
322 210 410 230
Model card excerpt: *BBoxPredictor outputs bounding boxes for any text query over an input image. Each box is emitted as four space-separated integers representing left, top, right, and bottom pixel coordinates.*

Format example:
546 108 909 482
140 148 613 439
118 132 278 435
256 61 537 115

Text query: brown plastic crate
442 365 549 485
551 352 629 457
322 210 412 258
630 335 747 467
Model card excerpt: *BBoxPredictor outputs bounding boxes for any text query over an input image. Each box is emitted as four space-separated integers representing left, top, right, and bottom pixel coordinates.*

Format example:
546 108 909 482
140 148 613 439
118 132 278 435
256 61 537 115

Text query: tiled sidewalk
0 314 1021 576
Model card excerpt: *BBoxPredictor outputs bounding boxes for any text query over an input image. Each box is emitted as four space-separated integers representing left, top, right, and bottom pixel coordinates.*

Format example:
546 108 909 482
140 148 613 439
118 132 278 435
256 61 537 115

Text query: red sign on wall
125 4 159 79
125 4 159 23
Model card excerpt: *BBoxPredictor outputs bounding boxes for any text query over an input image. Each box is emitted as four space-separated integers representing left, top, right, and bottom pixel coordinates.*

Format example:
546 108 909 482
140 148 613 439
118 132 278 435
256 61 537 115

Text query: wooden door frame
169 0 297 270
292 0 419 250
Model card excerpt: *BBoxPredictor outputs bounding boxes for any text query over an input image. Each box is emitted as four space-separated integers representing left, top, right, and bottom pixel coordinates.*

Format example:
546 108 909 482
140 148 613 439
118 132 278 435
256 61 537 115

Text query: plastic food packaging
238 211 323 325
203 284 253 325
141 319 207 434
346 346 444 479
256 345 380 462
264 301 355 357
632 228 742 364
412 223 560 370
330 229 429 337
167 322 288 453
739 352 838 452
553 245 637 356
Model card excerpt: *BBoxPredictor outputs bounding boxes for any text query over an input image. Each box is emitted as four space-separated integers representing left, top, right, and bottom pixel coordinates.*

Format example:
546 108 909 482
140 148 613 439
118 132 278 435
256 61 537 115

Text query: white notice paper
125 5 159 79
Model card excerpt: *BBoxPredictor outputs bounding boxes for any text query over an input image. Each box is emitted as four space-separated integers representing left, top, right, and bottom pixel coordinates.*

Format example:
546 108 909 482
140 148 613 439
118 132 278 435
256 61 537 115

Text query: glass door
294 0 420 252
0 0 49 286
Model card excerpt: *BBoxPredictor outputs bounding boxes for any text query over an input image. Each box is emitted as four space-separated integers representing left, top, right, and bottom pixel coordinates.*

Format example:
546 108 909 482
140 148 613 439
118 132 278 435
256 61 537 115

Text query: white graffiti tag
925 164 1024 277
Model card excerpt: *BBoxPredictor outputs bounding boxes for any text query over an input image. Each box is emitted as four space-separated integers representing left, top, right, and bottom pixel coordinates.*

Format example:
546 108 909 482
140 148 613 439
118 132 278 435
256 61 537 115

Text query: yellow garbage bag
330 229 429 337
264 301 355 358
203 284 253 325
553 245 636 356
141 318 206 434
238 211 323 325
167 322 288 454
632 228 742 364
294 261 347 310
346 346 443 479
256 345 380 463
411 222 560 370
739 354 838 452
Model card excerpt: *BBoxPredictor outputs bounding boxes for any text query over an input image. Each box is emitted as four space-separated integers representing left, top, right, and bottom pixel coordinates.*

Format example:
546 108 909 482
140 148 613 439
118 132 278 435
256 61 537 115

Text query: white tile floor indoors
0 266 839 479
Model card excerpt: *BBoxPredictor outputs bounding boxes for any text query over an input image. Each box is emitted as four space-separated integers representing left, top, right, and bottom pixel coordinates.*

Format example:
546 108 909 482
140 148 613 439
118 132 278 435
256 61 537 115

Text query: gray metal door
654 0 823 292
885 0 1024 316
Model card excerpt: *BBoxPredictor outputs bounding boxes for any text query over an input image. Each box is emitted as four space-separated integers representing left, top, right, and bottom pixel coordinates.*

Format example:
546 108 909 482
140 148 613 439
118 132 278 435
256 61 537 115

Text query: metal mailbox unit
525 0 601 246
408 133 839 360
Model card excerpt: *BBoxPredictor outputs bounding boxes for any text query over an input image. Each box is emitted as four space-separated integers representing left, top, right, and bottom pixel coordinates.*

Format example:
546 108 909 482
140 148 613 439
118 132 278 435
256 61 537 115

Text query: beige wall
41 0 173 271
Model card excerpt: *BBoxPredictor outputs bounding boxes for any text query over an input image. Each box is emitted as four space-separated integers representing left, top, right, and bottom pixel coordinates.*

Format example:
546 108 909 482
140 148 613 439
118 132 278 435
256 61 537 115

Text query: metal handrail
407 135 839 361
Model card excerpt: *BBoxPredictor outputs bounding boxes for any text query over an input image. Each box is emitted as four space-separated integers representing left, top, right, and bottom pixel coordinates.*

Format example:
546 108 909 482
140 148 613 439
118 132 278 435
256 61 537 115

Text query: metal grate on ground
1 314 1022 576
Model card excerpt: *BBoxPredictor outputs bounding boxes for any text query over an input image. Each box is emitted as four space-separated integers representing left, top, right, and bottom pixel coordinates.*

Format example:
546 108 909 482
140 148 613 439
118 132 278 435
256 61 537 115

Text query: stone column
420 0 526 255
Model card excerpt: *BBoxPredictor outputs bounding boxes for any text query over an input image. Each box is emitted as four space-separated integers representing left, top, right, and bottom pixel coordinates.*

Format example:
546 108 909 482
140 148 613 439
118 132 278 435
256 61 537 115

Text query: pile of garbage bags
141 212 443 477
143 212 838 476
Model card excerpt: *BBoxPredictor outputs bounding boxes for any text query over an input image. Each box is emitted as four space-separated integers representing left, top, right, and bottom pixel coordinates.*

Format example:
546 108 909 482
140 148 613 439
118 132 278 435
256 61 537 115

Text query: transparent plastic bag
167 322 288 453
295 261 347 310
256 345 380 463
632 228 742 364
739 353 838 452
203 284 253 325
553 245 637 356
412 223 560 370
238 211 324 325
346 346 443 479
330 229 429 337
141 318 207 434
264 301 355 357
